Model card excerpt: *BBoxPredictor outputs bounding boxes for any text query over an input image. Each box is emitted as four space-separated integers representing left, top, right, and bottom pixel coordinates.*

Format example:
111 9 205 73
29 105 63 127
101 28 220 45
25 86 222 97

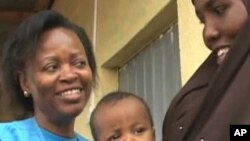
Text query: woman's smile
24 27 93 120
194 0 248 65
57 88 82 101
216 47 230 65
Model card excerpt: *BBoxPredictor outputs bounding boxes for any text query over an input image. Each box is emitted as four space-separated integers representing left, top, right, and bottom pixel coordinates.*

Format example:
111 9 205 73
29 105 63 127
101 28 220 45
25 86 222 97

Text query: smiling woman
0 10 96 141
163 0 250 141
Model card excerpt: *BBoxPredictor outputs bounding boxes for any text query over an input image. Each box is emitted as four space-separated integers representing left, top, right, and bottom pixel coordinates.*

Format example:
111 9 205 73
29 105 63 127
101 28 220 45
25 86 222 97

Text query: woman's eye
213 5 227 16
44 64 58 72
74 60 86 68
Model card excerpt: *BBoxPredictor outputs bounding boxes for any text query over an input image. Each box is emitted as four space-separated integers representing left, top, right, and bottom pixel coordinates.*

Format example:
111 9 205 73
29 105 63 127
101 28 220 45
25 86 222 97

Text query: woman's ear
18 71 30 92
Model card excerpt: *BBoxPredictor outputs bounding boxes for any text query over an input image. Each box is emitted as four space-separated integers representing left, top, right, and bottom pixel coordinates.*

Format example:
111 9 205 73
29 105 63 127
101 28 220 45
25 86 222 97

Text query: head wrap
242 0 249 13
184 0 250 140
191 0 249 13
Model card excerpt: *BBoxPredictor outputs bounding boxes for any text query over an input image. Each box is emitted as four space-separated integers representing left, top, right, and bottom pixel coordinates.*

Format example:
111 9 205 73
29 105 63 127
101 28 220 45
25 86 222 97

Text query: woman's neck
34 113 76 138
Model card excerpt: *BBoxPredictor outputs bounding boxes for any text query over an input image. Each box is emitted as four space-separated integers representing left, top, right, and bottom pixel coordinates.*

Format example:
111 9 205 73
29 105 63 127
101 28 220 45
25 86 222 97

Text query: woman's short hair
0 10 97 119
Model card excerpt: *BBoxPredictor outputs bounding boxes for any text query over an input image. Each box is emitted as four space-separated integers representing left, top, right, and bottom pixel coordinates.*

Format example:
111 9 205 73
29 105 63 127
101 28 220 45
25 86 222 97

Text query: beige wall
98 0 211 88
177 0 210 84
97 0 172 66
96 0 176 101
53 0 94 41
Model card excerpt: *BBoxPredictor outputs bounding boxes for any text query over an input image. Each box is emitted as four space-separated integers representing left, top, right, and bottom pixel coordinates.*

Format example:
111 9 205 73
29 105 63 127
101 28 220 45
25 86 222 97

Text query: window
119 23 181 141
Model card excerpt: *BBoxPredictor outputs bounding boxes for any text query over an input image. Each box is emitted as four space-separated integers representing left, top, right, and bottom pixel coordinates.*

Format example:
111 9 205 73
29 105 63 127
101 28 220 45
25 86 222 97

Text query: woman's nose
59 65 77 83
203 21 220 48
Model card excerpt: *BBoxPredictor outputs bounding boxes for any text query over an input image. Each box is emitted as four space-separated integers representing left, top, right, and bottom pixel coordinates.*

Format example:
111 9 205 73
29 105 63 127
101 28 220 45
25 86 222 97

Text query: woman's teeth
61 89 81 96
217 47 229 57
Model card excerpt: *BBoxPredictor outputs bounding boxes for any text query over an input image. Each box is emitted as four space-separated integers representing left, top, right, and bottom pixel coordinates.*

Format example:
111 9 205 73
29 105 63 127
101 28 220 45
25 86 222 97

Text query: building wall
96 0 171 65
52 0 94 41
177 0 210 84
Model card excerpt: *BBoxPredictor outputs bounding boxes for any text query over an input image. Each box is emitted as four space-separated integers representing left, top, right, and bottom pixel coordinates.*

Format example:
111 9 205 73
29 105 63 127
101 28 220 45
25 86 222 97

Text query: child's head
90 91 155 141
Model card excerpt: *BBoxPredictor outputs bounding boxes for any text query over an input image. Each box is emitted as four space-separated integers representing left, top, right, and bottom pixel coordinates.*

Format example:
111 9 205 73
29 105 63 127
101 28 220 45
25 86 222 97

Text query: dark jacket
163 5 250 141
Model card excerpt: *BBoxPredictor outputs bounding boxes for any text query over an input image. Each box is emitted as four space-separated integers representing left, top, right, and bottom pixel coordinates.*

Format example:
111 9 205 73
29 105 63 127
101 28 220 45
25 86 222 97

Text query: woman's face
193 0 248 65
20 27 93 122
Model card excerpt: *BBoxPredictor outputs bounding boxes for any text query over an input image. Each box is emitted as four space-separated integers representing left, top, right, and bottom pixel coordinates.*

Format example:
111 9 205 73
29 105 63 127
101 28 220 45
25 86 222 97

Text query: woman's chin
60 105 85 119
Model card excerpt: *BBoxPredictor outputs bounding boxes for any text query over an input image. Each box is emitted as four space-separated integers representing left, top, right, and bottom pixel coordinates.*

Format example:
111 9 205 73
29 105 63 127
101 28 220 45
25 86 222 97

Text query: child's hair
90 91 153 141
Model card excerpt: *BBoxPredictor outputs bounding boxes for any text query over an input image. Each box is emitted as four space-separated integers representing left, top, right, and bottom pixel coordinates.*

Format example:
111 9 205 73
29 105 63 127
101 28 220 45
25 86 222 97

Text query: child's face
94 97 155 141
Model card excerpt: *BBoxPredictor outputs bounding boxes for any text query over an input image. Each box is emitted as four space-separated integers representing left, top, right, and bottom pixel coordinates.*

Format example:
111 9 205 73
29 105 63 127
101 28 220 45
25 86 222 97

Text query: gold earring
24 91 30 98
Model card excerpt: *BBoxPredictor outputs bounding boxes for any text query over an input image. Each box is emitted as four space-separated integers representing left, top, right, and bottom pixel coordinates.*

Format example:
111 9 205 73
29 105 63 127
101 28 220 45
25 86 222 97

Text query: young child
90 91 155 141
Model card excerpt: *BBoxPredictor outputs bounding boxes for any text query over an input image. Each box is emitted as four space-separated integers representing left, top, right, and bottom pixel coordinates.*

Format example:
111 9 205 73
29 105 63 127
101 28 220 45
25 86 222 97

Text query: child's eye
134 127 145 135
109 133 120 141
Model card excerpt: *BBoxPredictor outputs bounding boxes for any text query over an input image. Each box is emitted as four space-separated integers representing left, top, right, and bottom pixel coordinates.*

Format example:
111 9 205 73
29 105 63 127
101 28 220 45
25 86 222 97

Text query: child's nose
122 135 137 141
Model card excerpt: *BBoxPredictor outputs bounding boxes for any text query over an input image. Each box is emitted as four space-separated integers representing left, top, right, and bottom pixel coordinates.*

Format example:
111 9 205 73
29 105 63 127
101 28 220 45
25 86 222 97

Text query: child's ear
18 71 30 92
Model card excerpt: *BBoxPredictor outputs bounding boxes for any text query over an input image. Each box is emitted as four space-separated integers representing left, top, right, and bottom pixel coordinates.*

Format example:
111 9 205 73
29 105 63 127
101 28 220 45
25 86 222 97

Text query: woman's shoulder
0 117 40 140
0 117 35 130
